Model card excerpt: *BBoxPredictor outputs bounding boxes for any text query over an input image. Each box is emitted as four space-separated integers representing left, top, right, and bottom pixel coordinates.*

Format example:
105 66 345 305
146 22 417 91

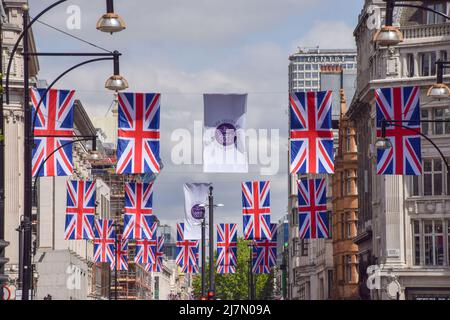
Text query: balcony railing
401 23 450 40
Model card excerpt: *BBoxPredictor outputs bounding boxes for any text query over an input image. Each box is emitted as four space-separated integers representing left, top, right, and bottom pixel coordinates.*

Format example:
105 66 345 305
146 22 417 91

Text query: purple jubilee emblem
191 204 205 220
215 123 237 147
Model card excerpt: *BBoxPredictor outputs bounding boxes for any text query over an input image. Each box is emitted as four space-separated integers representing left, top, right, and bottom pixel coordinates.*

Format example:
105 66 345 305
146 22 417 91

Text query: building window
345 170 352 195
424 159 444 196
340 213 345 239
433 108 450 135
426 3 446 24
421 109 429 135
301 240 308 257
407 53 415 77
409 159 450 197
420 52 437 76
346 212 352 239
413 220 447 266
345 255 352 283
292 208 298 226
345 128 351 152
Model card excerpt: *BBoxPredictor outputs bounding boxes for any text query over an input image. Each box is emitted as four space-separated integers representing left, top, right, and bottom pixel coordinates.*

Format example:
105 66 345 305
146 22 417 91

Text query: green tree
192 238 273 300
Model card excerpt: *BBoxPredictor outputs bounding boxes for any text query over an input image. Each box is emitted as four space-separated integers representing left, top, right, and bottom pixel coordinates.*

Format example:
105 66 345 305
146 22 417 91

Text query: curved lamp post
0 0 126 300
372 1 450 100
373 0 450 47
376 120 450 173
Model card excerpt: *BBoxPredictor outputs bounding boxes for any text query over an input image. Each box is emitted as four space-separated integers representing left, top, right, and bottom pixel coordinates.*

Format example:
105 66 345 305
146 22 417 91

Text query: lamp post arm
392 3 450 21
384 121 450 172
32 136 95 202
5 0 68 104
31 57 114 133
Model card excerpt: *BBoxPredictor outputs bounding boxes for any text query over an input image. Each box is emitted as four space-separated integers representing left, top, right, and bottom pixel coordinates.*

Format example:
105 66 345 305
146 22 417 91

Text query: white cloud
292 20 356 50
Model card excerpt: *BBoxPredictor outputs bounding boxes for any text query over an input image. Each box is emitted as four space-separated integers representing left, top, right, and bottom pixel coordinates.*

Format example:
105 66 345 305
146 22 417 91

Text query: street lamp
1 0 126 300
373 0 402 46
105 51 129 91
373 0 450 47
427 60 450 100
377 120 450 173
374 137 392 150
96 0 126 34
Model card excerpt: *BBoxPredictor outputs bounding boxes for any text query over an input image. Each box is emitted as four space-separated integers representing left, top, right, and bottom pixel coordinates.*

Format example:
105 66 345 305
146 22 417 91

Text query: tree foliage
192 237 274 300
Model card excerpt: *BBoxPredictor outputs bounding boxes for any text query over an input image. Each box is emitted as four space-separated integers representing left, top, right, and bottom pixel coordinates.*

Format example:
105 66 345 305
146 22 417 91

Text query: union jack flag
123 182 156 239
252 224 277 274
135 231 158 265
242 181 271 241
64 180 96 240
289 91 334 174
93 219 116 264
145 235 165 273
297 178 329 239
176 223 199 274
111 234 128 271
31 88 75 177
116 92 161 174
217 223 238 274
376 86 422 175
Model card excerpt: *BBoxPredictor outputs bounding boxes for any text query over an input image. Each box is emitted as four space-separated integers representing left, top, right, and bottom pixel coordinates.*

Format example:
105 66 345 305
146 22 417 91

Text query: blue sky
30 0 363 232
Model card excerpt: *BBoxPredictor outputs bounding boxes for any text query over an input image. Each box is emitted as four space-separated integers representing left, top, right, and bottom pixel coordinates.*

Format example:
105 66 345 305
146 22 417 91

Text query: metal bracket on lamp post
383 0 450 27
380 119 450 173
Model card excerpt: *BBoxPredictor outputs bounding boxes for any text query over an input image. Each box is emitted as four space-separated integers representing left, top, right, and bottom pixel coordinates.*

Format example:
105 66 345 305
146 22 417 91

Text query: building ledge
353 229 372 245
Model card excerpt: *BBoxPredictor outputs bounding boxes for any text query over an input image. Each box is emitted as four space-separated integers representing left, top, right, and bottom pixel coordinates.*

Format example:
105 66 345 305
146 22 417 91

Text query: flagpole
201 218 206 298
248 242 254 300
114 224 118 301
208 186 214 296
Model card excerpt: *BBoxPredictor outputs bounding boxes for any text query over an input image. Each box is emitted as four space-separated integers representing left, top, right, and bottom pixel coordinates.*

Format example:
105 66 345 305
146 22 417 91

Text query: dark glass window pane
435 235 444 265
425 235 433 265
414 236 421 265
424 174 432 196
424 160 432 172
412 176 419 196
435 220 443 233
421 109 428 134
413 220 420 234
424 221 433 234
434 172 443 195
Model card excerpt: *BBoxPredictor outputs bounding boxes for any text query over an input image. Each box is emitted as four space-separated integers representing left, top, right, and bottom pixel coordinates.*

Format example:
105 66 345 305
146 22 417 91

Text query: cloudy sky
31 0 362 233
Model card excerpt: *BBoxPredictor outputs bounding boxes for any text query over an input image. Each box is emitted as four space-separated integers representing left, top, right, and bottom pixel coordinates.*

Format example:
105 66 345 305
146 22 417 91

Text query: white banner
183 183 211 240
203 94 248 173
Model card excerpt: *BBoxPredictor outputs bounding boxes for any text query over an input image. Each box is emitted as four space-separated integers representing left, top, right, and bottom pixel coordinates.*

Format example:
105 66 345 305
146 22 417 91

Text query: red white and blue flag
216 223 238 274
145 235 165 273
289 91 334 174
111 234 128 271
297 178 329 239
242 181 271 241
135 231 158 265
64 180 96 240
123 182 156 240
252 224 277 274
93 219 115 264
176 223 199 274
31 88 75 177
376 86 422 175
116 92 161 174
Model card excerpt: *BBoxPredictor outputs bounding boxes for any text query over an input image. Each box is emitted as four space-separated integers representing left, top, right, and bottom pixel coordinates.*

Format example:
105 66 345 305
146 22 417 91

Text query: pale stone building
351 0 450 300
2 0 40 296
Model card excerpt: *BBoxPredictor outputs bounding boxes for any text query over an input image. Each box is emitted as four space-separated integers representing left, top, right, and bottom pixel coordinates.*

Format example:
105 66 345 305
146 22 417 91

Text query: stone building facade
2 0 40 295
350 0 450 300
